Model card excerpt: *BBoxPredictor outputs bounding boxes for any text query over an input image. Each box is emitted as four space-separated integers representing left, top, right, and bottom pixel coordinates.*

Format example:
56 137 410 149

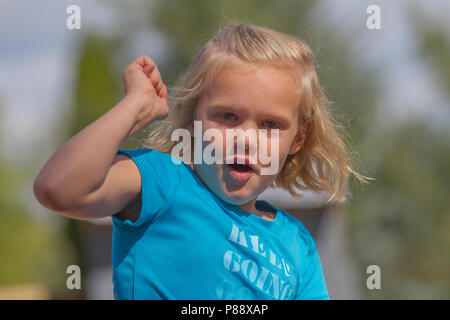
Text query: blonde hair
140 22 372 203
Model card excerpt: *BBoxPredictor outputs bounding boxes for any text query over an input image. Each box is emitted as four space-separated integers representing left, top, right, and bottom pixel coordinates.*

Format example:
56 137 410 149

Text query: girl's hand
122 54 169 121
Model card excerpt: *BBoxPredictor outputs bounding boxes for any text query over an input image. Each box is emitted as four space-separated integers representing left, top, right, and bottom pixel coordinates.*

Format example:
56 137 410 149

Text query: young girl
34 23 368 300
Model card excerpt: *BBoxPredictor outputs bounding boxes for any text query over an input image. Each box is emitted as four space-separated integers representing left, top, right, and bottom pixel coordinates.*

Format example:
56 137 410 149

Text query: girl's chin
219 186 254 204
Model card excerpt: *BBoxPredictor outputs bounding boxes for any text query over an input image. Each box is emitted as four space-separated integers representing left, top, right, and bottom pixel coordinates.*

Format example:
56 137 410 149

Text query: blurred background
0 0 449 299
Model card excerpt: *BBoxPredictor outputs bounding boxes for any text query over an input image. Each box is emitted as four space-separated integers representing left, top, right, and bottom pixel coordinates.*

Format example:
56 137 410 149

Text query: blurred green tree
346 8 450 298
0 102 75 297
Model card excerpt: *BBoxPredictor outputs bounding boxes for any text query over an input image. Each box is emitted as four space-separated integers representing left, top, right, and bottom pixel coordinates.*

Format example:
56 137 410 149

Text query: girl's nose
233 122 259 155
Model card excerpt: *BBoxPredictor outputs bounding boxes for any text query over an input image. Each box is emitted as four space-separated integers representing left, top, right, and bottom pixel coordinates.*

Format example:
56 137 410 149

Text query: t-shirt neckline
220 198 283 227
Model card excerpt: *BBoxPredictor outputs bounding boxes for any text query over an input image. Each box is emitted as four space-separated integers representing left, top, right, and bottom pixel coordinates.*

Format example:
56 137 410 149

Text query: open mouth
226 163 255 181
227 163 253 172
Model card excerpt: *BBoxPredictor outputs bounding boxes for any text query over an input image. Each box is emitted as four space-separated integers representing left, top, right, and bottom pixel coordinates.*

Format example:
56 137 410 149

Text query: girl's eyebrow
210 104 292 125
210 104 246 111
260 113 291 126
209 103 250 117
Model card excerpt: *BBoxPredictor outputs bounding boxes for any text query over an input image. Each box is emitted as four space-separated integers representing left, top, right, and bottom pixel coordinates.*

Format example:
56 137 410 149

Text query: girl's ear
288 119 313 155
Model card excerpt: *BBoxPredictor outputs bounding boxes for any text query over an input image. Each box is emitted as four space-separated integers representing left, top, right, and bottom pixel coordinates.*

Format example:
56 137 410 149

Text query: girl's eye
261 120 280 129
222 112 238 121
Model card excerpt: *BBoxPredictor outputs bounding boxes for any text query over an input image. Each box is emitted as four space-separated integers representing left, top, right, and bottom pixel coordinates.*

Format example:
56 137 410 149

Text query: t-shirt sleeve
295 226 330 300
111 148 181 228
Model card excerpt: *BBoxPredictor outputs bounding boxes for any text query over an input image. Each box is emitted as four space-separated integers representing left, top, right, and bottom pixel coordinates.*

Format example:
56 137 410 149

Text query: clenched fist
122 54 169 121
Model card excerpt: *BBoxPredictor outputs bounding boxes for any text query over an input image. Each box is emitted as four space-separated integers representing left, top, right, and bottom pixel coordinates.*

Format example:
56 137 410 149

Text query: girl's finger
156 80 163 97
163 84 167 100
136 54 155 68
150 68 162 89
143 65 154 77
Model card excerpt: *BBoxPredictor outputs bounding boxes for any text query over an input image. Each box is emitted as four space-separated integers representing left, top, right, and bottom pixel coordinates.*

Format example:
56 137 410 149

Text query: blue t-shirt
111 148 329 300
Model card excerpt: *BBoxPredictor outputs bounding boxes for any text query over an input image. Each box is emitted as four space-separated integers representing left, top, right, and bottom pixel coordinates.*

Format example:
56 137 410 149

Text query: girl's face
191 63 307 206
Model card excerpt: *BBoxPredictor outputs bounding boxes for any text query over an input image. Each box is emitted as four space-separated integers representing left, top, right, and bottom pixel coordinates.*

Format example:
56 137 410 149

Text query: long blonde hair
140 22 372 203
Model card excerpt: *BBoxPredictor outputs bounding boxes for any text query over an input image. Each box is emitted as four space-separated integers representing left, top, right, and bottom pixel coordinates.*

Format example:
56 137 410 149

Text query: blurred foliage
71 35 123 135
411 9 450 96
348 119 450 298
344 9 450 299
0 129 76 297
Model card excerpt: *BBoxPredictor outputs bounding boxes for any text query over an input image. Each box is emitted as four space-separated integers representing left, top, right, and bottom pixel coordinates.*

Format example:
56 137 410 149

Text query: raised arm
33 55 168 221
